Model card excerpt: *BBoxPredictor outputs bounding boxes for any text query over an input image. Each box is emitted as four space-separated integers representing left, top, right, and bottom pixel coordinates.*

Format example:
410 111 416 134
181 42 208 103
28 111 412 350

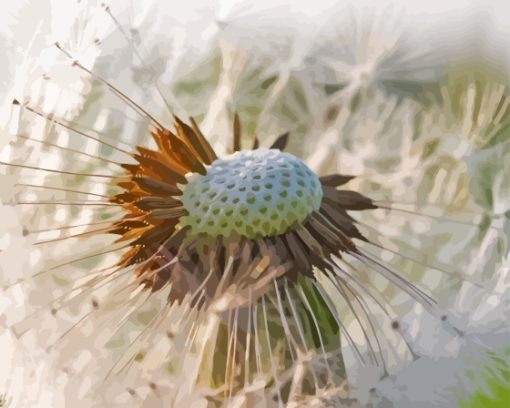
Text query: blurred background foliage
0 0 509 406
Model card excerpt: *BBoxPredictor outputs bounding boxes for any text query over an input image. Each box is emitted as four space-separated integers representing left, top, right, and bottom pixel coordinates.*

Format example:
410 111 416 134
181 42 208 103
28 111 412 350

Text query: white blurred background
0 1 509 407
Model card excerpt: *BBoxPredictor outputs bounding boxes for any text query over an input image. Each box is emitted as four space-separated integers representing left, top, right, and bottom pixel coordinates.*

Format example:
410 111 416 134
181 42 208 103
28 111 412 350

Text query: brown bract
107 117 378 310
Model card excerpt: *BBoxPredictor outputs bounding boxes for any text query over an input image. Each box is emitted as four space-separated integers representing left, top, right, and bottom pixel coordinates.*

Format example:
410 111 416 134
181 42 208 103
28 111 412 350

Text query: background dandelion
0 0 509 407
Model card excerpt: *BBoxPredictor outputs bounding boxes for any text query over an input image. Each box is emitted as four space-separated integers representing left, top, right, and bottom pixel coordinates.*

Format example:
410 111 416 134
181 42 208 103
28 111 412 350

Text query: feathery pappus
0 1 508 407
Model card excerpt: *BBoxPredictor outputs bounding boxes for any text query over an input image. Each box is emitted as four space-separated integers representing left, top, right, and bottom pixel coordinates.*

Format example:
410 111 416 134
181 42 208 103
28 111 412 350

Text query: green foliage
459 348 510 408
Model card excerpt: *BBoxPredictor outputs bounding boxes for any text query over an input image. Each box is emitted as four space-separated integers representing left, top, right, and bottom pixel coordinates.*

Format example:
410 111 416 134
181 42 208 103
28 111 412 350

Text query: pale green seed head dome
180 148 323 238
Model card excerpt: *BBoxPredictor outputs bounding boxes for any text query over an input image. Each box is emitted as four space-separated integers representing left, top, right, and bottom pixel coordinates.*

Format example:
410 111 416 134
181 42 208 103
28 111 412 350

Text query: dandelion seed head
1 1 508 405
181 148 323 238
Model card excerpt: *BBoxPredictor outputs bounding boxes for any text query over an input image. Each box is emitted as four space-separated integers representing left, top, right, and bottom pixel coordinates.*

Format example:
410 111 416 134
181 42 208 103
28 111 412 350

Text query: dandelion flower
1 1 508 407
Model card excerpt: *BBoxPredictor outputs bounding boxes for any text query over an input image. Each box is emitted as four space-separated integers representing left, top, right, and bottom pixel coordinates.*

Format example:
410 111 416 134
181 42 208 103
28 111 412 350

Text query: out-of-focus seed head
180 148 323 238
